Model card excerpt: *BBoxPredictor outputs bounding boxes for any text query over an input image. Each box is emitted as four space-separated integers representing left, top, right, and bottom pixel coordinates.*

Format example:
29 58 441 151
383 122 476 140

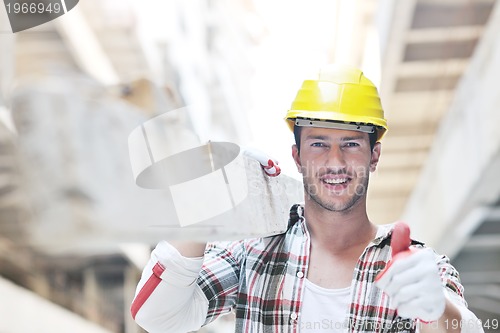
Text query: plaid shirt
198 204 466 333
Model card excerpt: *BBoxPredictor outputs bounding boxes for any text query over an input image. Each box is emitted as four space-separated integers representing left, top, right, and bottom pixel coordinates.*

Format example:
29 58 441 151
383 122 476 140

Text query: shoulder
204 203 306 260
204 232 289 262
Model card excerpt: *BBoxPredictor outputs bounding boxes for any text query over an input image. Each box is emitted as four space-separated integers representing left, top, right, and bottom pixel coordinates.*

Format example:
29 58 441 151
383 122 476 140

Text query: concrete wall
403 3 500 256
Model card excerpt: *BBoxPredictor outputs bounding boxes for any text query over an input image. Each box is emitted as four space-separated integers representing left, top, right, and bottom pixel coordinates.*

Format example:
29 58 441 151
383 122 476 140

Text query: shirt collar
288 203 305 227
288 203 399 247
371 223 394 246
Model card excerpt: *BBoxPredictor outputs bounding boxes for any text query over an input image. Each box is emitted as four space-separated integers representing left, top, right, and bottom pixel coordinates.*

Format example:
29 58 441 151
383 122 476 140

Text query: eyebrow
304 135 330 141
340 136 365 141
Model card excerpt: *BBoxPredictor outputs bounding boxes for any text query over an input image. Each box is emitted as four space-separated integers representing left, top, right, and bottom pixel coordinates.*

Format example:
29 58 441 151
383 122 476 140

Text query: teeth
324 178 347 184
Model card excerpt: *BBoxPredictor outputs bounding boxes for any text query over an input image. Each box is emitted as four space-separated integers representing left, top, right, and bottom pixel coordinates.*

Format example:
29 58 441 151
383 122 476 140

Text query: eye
344 142 360 148
311 142 327 147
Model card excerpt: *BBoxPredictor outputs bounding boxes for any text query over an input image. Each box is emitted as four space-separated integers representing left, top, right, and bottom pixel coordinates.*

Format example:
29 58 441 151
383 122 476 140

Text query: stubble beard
303 173 370 213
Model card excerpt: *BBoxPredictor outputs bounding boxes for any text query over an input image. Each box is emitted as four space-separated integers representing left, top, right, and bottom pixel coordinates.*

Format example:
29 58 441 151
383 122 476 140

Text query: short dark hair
293 125 377 154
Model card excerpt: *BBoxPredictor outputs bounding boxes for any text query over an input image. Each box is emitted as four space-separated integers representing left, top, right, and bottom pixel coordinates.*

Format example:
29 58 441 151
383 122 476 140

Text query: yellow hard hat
285 65 388 141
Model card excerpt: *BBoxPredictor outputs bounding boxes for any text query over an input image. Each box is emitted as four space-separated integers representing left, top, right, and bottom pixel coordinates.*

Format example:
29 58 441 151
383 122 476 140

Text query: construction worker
131 65 483 332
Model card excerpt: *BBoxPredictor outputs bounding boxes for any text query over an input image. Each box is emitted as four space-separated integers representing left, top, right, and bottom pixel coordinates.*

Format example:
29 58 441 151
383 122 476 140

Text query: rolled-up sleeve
197 240 246 325
435 253 484 333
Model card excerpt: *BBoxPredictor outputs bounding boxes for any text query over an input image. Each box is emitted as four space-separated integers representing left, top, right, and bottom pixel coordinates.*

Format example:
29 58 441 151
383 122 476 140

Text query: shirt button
290 313 298 320
296 271 304 278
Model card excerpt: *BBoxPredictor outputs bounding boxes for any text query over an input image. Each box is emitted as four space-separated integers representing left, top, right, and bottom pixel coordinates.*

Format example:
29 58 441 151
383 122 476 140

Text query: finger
394 282 446 321
374 268 392 290
384 248 436 280
398 295 436 319
382 259 438 296
391 278 440 306
242 147 272 166
242 148 281 176
375 254 423 292
382 267 421 296
389 248 433 274
391 282 423 308
262 159 281 177
398 296 445 323
397 298 425 320
375 248 438 295
391 222 411 255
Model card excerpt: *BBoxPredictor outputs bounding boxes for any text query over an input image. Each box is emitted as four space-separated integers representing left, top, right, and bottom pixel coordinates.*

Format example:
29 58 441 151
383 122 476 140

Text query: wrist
419 299 461 333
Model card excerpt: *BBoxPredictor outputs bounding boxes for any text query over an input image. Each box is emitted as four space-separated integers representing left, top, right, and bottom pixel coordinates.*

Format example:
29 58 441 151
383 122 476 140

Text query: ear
370 142 381 172
292 144 302 173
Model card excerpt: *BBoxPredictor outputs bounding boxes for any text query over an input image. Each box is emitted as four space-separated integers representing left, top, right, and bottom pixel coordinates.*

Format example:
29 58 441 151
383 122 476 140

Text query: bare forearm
170 241 207 257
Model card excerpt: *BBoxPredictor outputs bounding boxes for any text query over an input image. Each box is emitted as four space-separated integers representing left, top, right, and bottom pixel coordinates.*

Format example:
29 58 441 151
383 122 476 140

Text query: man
131 65 482 332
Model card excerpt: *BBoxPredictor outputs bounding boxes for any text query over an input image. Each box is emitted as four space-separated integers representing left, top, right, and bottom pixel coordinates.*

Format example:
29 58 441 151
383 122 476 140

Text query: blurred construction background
1 0 500 332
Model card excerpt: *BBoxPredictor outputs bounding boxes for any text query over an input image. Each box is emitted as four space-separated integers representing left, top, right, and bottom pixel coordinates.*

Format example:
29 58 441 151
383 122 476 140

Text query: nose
325 145 347 170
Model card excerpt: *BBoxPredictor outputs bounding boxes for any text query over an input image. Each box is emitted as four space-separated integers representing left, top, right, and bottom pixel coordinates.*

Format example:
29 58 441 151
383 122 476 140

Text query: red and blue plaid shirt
197 204 466 333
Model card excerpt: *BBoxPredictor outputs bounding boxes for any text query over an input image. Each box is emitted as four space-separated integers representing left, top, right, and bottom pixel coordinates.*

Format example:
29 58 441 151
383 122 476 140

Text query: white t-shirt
300 279 351 332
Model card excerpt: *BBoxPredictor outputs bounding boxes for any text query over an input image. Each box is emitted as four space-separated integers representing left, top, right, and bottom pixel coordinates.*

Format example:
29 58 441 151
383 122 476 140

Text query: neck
303 197 377 253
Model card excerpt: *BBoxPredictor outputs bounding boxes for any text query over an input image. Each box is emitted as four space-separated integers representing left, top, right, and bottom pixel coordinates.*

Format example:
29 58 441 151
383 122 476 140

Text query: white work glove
375 247 446 323
242 147 281 177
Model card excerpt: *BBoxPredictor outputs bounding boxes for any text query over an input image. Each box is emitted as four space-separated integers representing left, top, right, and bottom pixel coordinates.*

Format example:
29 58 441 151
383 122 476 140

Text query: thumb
375 222 411 284
391 221 411 255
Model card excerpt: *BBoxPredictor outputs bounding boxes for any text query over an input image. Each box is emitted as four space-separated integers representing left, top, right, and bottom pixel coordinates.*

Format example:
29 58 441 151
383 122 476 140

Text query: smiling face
292 127 381 214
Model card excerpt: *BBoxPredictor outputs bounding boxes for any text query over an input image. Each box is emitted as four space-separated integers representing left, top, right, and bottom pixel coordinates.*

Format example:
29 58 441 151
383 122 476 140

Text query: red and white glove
243 147 281 177
375 222 446 323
